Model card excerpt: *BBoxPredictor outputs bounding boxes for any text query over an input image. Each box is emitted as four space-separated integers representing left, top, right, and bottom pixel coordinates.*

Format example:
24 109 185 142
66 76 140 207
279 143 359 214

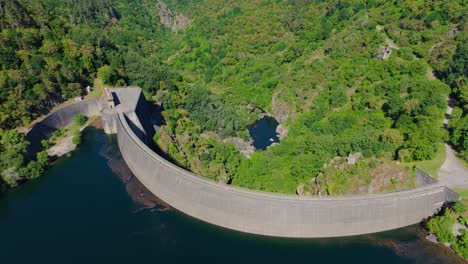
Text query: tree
74 113 87 126
97 65 116 85
72 131 81 145
403 99 420 115
398 148 410 162
381 128 403 146
36 151 49 167
448 107 468 161
19 161 43 179
452 202 466 214
426 210 456 244
62 83 82 99
452 230 468 258
41 139 50 149
290 154 324 183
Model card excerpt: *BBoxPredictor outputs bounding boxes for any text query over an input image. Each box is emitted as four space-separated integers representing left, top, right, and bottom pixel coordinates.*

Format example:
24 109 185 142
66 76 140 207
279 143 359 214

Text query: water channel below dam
0 128 462 263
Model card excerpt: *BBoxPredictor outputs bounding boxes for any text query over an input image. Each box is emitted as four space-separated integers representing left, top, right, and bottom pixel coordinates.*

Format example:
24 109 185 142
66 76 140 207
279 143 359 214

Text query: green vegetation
0 129 48 190
426 202 468 258
74 114 87 126
152 0 465 194
0 0 176 129
72 131 81 145
434 37 467 162
427 209 457 244
448 106 468 161
41 114 93 150
410 143 446 177
0 1 466 195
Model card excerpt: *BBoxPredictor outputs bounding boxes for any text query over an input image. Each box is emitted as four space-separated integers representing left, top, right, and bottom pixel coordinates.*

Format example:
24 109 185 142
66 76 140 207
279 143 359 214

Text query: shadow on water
98 133 169 210
0 127 464 264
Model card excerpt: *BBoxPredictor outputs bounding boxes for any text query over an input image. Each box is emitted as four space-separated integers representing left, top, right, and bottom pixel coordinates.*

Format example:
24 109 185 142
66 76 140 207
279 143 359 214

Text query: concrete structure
25 87 461 238
104 88 115 109
25 99 103 154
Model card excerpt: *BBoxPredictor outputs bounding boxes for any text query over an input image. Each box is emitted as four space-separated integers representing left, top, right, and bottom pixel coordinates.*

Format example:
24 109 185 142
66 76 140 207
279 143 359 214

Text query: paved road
438 144 468 188
438 100 468 188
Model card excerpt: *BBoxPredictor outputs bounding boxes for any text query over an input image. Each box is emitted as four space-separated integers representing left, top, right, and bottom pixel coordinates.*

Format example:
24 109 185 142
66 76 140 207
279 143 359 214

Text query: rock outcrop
157 1 192 32
223 137 255 158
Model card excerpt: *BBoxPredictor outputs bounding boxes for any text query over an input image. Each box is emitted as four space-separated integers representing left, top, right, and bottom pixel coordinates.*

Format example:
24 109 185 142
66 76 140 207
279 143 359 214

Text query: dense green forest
153 0 467 194
0 0 466 195
0 0 178 190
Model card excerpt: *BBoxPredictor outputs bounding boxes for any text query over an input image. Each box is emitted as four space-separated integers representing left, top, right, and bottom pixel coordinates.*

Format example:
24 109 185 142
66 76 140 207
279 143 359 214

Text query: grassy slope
411 143 447 177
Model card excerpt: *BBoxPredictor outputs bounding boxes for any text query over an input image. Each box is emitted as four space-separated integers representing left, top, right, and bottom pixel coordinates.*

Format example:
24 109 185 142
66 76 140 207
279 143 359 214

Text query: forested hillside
0 0 466 195
0 0 177 128
0 0 178 190
153 0 467 194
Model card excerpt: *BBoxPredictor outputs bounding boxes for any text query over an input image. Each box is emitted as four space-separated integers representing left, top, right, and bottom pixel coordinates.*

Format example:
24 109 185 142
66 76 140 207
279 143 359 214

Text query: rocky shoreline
47 117 102 160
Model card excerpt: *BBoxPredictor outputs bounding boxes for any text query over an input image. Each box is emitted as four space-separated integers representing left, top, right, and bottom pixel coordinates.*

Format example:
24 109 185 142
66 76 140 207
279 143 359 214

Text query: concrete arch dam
26 87 460 238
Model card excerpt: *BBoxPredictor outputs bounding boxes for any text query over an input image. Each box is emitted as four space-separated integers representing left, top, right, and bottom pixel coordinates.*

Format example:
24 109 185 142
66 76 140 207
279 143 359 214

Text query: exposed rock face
375 46 392 60
452 222 466 237
296 184 305 196
271 90 295 140
375 35 399 60
346 152 362 165
47 134 76 158
447 27 458 37
157 1 192 32
224 137 255 158
199 131 255 158
426 234 439 244
275 124 288 139
217 170 230 184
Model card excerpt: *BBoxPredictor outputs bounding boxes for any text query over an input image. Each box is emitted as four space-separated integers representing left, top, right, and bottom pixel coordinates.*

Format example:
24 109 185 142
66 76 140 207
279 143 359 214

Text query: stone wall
116 112 460 238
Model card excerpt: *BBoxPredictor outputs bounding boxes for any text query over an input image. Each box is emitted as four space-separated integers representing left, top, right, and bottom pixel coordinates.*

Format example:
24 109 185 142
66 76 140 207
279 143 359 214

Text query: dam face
26 87 460 238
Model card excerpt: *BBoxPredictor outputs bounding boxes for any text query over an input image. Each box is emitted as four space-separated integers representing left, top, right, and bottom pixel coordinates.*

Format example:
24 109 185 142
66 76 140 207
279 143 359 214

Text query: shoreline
46 117 101 160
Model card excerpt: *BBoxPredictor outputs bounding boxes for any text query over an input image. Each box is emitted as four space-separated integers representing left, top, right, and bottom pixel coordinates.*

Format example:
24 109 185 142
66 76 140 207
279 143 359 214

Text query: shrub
426 210 456 244
398 47 414 60
452 230 468 259
453 202 466 214
74 114 87 126
458 216 467 227
72 131 82 145
41 139 50 149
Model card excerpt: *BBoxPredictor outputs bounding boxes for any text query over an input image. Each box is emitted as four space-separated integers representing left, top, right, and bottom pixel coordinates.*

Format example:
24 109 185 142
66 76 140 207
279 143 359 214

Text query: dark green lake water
0 128 460 263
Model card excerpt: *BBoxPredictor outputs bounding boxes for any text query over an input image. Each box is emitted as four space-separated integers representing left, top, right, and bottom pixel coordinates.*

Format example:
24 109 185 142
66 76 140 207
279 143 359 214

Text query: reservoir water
0 128 461 263
248 116 280 150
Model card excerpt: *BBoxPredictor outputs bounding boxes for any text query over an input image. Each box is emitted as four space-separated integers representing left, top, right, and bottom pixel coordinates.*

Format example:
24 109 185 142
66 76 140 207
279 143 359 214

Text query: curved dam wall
25 99 103 154
23 88 460 238
116 112 460 238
